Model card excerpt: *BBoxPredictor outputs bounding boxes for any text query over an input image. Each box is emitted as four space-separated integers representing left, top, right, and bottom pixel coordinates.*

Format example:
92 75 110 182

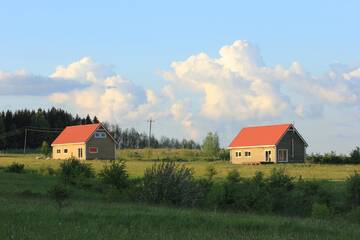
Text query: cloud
0 70 88 95
163 40 360 126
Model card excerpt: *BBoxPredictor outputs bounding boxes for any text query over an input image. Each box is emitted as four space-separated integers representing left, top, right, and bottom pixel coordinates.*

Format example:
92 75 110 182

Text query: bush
267 168 294 214
218 149 230 161
311 203 331 219
346 172 360 207
99 160 129 190
347 207 360 223
5 162 25 173
350 147 360 164
60 158 94 185
48 184 70 210
41 141 50 156
287 179 321 216
142 161 199 206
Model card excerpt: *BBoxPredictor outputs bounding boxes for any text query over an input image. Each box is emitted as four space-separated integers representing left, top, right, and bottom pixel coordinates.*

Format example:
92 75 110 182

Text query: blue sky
1 1 360 153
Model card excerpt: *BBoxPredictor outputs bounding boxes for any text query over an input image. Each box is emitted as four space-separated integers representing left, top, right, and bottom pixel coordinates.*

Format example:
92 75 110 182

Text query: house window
245 151 251 157
64 149 68 154
78 148 83 158
235 151 241 158
95 132 106 138
278 149 288 162
89 146 98 153
56 149 61 154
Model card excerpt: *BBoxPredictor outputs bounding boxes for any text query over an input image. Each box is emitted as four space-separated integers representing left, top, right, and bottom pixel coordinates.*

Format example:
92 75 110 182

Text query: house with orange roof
228 123 308 164
51 123 116 160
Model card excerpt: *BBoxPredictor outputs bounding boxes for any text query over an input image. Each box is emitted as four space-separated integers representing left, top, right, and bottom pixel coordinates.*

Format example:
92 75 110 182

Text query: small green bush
60 158 94 185
99 160 129 190
5 162 25 173
346 172 360 207
142 161 199 206
311 203 331 219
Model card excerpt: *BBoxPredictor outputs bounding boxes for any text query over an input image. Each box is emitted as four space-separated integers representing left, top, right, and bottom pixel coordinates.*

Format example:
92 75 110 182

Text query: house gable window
245 151 251 157
278 149 288 162
235 151 241 158
95 131 107 139
89 146 98 153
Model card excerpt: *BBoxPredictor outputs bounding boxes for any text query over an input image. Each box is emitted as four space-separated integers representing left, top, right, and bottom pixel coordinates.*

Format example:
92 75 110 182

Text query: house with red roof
51 123 116 160
228 123 307 164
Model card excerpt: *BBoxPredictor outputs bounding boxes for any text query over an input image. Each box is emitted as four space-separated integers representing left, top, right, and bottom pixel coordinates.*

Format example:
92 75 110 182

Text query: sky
0 0 360 153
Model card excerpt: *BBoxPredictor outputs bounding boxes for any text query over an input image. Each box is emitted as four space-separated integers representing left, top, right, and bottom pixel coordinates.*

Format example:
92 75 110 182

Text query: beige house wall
230 146 277 164
52 143 86 160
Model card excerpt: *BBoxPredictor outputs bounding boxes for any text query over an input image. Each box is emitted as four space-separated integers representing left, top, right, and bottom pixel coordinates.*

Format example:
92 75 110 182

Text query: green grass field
1 150 360 180
1 170 360 240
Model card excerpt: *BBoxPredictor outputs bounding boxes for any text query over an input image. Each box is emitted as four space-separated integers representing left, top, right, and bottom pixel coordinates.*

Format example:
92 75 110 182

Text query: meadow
1 149 360 180
1 169 360 240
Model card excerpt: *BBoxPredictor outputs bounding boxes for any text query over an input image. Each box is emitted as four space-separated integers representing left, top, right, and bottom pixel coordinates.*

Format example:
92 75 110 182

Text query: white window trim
95 132 107 139
244 151 251 157
278 149 288 162
235 151 241 158
89 146 98 153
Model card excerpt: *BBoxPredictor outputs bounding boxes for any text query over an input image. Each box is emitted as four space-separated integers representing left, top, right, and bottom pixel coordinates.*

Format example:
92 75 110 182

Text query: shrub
99 160 129 190
142 161 199 206
5 162 25 173
350 147 360 164
48 184 70 210
41 141 50 156
347 207 360 223
59 158 94 185
267 168 294 214
287 179 320 216
346 172 360 207
218 149 230 161
311 203 331 219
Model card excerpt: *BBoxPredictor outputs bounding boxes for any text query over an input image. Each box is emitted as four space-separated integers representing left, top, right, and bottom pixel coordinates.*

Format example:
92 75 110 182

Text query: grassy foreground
0 171 360 240
1 152 360 180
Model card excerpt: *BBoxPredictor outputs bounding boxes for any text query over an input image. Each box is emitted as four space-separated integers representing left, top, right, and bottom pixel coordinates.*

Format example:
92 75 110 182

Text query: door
265 150 272 162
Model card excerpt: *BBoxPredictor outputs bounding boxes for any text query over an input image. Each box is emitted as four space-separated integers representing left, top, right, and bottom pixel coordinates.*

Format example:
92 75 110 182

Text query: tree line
0 108 200 150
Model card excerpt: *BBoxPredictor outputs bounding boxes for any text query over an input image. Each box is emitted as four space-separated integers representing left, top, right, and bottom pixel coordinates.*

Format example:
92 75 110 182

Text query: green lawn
0 170 359 240
1 152 360 180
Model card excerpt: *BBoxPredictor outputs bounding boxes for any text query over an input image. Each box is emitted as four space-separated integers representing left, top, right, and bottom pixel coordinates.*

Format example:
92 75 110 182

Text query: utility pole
147 118 155 148
23 128 27 154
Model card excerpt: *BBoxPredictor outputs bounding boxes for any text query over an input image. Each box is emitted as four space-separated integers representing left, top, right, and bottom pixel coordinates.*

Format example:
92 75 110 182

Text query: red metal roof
51 123 100 145
229 123 291 148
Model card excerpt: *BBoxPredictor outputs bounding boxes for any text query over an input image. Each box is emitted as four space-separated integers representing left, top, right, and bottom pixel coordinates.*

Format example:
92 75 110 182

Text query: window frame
235 151 241 158
56 149 61 154
94 132 107 139
278 149 288 162
89 146 98 153
64 149 68 154
244 151 251 157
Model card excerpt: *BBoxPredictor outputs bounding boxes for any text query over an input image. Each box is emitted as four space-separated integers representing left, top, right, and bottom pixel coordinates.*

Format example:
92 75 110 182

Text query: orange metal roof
51 123 100 145
229 123 291 148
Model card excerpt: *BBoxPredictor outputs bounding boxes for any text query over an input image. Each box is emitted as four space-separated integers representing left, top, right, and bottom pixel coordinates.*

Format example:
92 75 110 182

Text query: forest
0 108 200 150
